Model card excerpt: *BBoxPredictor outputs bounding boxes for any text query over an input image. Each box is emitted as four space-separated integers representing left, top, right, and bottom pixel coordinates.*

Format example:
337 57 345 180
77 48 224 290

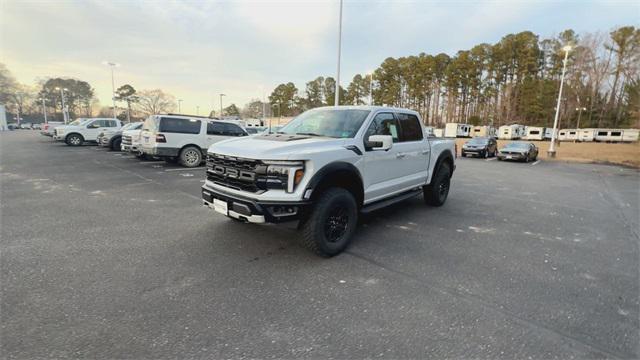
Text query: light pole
576 107 586 130
178 99 183 113
55 87 69 123
368 73 374 105
548 45 571 158
103 61 119 119
39 97 48 124
334 0 343 107
219 93 226 117
271 103 281 133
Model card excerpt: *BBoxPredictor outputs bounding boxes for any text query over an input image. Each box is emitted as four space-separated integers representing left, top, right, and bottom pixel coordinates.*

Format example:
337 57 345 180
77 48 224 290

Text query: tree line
267 26 639 129
0 64 181 123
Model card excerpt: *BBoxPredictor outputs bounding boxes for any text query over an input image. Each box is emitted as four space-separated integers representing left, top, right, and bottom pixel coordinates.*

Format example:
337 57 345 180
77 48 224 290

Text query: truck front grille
206 154 265 193
122 135 132 145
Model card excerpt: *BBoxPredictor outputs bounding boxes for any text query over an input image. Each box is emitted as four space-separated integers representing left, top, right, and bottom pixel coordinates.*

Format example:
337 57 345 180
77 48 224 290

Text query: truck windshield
279 109 370 138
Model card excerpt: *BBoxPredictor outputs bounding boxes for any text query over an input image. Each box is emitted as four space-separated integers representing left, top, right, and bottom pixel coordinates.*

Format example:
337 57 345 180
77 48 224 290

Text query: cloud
1 0 638 114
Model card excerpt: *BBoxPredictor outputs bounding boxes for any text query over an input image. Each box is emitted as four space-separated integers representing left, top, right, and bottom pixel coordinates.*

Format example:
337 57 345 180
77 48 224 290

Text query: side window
365 113 400 144
207 122 225 135
87 120 102 128
396 113 423 142
106 120 118 127
223 124 245 136
159 117 201 134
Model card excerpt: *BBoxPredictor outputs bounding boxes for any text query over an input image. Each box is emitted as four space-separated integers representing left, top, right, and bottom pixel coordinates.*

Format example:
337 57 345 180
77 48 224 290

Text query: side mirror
366 135 393 151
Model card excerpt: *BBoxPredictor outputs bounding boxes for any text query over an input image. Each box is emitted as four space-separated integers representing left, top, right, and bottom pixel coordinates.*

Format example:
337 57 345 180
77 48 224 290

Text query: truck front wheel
424 162 451 206
300 187 358 257
66 134 84 146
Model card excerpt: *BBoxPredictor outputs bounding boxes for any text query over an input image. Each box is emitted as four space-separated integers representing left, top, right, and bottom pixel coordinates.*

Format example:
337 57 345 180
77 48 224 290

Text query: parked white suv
139 114 248 167
201 106 457 256
54 118 122 146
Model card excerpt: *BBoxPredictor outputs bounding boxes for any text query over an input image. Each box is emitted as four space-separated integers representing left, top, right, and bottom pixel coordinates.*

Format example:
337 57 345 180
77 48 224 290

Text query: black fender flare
109 135 122 147
304 162 364 206
433 149 455 178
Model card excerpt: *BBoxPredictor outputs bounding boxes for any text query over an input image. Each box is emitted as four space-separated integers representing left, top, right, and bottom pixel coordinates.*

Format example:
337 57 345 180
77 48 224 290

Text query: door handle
420 150 430 154
396 152 406 159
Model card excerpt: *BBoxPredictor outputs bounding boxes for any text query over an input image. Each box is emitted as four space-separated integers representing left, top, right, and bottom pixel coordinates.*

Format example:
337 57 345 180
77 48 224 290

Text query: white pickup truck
201 106 456 256
53 118 122 146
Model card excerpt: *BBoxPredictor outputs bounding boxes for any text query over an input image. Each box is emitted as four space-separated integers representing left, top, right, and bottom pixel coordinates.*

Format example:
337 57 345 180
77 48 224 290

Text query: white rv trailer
444 123 472 138
577 128 596 142
558 129 578 141
594 129 623 142
525 126 545 141
471 125 496 138
622 129 640 142
544 128 557 140
498 124 526 140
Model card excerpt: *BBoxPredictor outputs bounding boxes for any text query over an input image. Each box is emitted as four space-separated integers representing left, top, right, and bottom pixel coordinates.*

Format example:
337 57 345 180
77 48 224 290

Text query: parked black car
461 137 498 158
497 142 539 162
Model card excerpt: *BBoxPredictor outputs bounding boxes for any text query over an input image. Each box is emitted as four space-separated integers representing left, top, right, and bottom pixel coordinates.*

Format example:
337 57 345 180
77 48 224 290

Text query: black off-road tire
300 188 358 257
110 137 122 151
179 146 202 168
66 133 84 146
423 162 451 206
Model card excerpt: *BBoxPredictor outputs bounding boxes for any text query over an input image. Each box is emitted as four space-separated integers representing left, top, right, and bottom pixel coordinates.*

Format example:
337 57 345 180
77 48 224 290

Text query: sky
1 0 638 115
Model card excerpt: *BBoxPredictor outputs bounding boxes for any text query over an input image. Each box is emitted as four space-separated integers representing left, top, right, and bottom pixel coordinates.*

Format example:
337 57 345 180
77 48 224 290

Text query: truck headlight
263 161 304 193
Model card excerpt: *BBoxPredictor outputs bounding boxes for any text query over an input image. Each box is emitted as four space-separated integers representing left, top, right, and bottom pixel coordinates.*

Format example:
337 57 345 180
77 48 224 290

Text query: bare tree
134 89 176 116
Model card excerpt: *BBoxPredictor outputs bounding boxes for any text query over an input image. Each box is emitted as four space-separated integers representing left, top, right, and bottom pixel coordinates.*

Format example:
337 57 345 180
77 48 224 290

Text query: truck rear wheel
300 187 358 257
424 162 451 206
179 146 202 167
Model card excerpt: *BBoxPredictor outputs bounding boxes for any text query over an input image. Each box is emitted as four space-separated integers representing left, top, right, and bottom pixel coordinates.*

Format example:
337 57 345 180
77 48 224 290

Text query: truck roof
311 105 420 115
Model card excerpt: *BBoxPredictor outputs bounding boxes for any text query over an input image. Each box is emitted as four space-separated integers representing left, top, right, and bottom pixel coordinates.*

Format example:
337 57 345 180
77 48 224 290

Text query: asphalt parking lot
1 131 639 359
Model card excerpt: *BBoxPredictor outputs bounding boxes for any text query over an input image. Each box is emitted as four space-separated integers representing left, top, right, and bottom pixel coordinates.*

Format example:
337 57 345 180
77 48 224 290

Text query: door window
223 124 245 136
207 122 225 135
87 120 103 128
365 113 399 144
396 113 423 142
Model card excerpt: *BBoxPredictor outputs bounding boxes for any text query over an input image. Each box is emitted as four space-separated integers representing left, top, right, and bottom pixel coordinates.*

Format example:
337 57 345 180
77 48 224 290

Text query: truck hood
208 134 348 160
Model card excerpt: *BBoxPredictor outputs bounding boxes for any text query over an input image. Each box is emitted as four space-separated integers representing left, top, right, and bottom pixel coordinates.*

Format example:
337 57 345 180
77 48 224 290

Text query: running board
360 188 423 214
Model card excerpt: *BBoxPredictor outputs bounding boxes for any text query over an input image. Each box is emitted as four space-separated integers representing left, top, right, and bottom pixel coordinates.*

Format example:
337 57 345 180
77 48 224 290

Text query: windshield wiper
295 132 326 137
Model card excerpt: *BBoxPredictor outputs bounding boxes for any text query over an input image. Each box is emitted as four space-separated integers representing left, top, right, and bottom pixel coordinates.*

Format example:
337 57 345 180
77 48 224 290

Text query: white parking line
139 160 165 164
531 160 541 166
485 158 497 162
164 167 206 172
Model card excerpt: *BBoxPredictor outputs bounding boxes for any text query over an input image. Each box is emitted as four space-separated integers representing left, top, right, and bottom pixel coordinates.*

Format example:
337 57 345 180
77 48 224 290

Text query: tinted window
611 131 622 136
106 120 118 127
397 113 423 142
87 120 103 128
159 117 200 134
598 131 607 136
224 124 245 136
530 130 540 135
207 122 225 135
365 113 399 143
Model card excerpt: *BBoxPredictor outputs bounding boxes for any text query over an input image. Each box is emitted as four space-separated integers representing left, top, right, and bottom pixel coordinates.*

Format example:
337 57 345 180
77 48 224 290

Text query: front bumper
497 152 525 160
201 184 309 223
462 148 486 156
53 135 65 141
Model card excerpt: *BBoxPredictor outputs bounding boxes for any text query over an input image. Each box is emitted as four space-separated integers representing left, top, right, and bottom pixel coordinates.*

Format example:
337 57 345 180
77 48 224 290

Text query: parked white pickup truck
54 118 122 146
201 106 456 256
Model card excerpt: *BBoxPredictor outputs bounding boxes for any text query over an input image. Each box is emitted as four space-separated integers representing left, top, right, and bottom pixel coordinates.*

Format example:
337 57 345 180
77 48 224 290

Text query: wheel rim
438 177 450 201
184 150 199 165
70 136 80 145
324 205 349 243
